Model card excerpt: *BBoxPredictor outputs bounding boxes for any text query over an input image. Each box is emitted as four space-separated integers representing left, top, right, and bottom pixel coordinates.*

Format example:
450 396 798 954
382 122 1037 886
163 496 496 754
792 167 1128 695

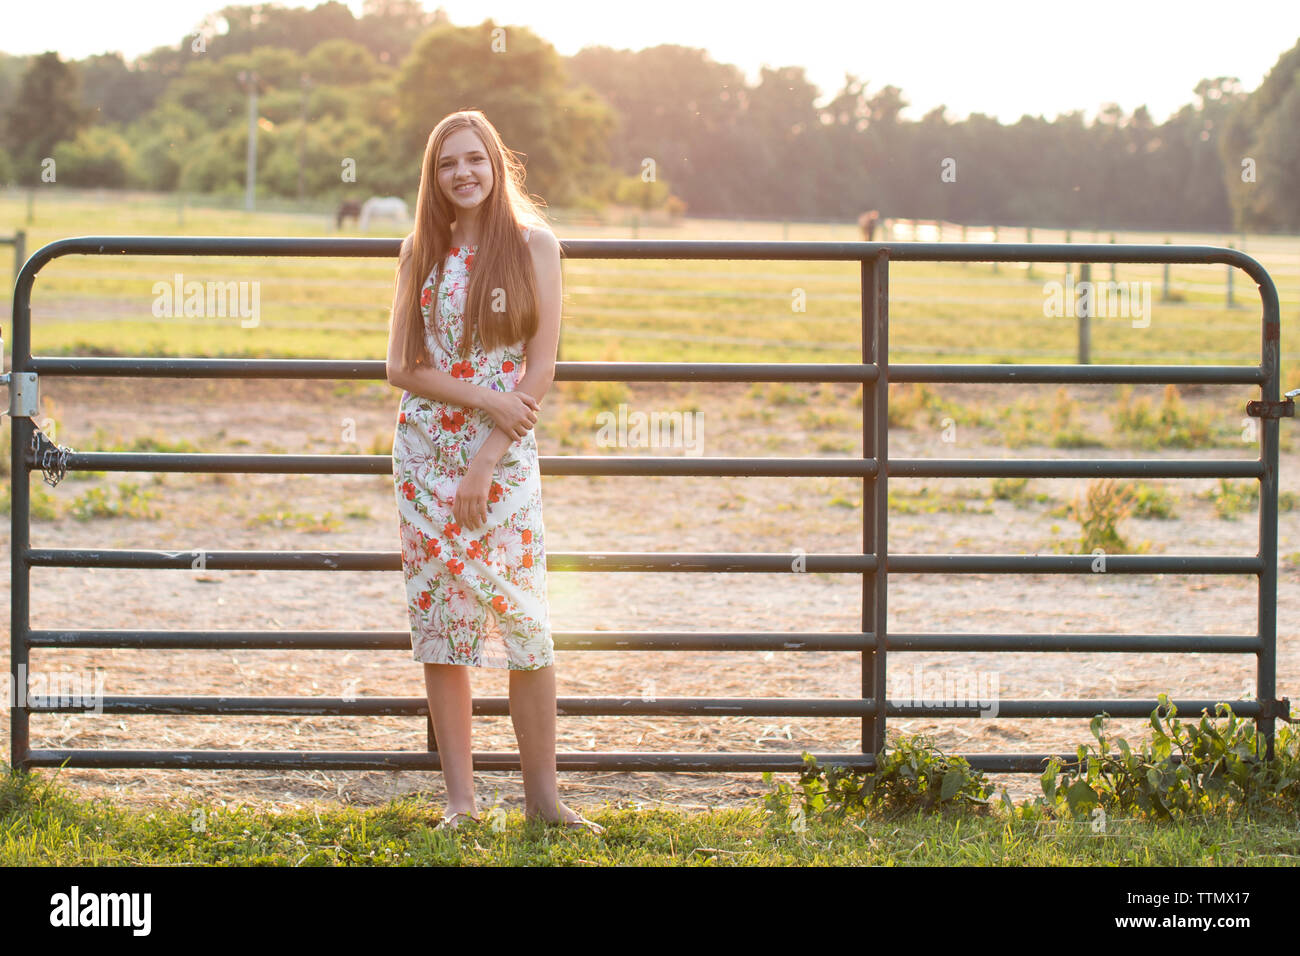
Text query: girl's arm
385 233 494 410
514 228 563 406
467 425 514 479
468 228 564 474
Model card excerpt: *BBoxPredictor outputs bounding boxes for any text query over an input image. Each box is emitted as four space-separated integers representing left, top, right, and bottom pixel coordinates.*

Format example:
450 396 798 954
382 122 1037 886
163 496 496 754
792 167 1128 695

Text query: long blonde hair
400 110 551 369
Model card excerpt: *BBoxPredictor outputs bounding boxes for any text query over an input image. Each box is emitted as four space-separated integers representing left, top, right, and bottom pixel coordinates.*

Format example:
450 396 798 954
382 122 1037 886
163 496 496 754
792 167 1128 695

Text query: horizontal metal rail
32 449 1267 480
23 548 1264 574
20 695 1266 720
20 749 1113 774
24 629 1261 653
25 355 1268 385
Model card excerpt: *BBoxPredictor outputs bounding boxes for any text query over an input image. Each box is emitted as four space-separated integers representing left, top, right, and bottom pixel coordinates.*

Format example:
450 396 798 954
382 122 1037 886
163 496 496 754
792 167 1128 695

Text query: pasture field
2 186 1298 376
1 187 1298 858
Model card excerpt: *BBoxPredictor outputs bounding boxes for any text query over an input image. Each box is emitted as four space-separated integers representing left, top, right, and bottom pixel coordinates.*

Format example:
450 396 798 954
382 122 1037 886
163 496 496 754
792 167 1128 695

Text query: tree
125 101 208 190
4 52 90 183
76 52 166 125
304 39 383 85
55 127 134 187
1220 41 1300 231
567 44 752 216
394 20 616 206
745 66 825 217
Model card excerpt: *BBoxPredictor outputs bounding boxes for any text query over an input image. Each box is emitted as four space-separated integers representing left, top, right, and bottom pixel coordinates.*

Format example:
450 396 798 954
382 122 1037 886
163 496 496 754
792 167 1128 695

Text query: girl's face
437 128 494 216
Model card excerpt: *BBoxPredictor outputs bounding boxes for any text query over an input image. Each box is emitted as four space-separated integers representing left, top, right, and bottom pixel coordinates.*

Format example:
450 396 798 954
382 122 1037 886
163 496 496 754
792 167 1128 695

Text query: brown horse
858 209 880 241
337 199 362 229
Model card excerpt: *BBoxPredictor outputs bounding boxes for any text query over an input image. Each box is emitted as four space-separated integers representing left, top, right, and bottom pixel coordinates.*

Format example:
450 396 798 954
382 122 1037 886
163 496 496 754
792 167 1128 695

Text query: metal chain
30 427 74 487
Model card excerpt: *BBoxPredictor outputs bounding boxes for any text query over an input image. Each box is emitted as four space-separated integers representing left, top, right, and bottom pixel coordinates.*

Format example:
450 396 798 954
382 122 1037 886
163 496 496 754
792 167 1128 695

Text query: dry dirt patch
2 377 1296 814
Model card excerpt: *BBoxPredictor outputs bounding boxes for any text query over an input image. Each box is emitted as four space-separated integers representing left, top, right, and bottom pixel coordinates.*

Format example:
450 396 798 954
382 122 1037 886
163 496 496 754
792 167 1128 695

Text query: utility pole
237 70 261 211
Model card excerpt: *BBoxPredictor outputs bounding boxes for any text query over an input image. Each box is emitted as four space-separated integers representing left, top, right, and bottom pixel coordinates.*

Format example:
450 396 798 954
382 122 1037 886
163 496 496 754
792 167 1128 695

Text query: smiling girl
386 110 602 835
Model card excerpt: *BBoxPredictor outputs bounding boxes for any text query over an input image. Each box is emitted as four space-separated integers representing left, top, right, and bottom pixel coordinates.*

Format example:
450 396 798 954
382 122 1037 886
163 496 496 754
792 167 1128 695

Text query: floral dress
391 228 553 670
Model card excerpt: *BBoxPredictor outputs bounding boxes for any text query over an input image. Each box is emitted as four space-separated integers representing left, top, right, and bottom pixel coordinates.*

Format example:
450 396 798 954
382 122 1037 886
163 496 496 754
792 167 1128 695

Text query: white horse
358 196 410 231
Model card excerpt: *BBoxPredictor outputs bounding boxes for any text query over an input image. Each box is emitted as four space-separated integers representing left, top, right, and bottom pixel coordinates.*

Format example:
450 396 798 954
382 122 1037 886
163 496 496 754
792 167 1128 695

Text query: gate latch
1261 696 1293 723
1246 388 1300 420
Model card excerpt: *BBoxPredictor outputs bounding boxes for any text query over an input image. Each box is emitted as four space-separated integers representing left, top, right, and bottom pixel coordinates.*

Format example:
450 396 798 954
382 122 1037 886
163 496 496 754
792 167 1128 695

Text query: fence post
1227 241 1236 308
991 225 999 273
1078 262 1091 364
13 230 25 288
1109 233 1117 282
961 224 967 267
861 250 889 759
1161 236 1172 301
1025 226 1034 279
1064 228 1071 285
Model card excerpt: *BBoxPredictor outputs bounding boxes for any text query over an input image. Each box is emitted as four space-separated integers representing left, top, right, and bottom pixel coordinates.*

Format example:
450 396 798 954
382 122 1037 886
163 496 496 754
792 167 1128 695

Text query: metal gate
5 236 1291 775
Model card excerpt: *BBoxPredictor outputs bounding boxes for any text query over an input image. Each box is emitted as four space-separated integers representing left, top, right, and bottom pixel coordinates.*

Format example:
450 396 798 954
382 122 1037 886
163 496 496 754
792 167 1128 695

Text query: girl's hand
453 463 492 531
481 387 540 441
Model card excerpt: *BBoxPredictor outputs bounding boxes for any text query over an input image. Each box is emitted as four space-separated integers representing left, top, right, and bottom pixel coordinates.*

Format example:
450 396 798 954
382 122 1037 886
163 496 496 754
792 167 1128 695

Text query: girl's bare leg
423 662 477 820
509 664 590 824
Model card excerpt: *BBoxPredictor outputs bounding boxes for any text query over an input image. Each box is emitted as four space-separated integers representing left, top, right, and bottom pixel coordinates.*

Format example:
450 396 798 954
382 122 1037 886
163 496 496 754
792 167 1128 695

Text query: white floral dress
392 228 553 670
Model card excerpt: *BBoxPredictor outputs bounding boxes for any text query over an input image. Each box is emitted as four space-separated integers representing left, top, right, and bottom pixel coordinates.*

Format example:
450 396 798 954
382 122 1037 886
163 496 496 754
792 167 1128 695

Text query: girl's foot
436 808 481 830
527 800 606 835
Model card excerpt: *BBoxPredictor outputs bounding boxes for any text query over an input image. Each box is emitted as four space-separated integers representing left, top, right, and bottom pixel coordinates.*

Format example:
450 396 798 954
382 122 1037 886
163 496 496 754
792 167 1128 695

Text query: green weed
764 734 994 822
1036 696 1300 820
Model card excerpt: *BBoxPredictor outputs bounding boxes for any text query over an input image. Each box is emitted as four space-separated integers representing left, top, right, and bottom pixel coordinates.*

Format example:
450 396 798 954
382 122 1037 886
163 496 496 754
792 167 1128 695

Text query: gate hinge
1246 388 1300 420
7 372 39 418
1 335 40 418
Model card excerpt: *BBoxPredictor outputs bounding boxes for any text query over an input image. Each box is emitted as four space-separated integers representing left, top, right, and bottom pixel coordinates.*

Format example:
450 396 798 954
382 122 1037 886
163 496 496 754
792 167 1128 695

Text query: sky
4 0 1299 124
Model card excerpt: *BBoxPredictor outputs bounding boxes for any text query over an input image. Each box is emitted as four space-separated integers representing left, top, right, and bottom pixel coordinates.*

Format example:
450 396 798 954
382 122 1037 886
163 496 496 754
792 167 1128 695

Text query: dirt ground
2 376 1297 816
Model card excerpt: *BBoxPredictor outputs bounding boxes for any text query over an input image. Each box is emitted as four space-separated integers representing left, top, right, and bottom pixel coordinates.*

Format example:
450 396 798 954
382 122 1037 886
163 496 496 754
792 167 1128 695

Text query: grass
888 484 995 515
1110 384 1229 449
1 762 1296 866
247 509 343 532
6 188 1300 383
991 477 1052 507
67 481 162 521
1127 480 1179 519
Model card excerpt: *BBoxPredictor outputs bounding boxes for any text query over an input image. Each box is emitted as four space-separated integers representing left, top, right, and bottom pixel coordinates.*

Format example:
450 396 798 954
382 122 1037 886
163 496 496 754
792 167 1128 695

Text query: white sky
4 0 1298 124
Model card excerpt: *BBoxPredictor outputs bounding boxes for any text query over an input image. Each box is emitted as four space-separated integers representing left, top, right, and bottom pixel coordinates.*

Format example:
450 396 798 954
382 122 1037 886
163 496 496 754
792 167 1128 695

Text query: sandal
435 810 481 830
523 808 606 835
559 814 606 836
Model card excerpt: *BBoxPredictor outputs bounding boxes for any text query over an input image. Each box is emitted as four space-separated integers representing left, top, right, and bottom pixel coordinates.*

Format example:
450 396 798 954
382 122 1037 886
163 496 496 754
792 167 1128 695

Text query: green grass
5 188 1300 385
888 484 995 515
990 476 1052 506
67 481 162 521
2 763 1296 865
4 189 1296 458
1127 480 1179 519
247 509 343 532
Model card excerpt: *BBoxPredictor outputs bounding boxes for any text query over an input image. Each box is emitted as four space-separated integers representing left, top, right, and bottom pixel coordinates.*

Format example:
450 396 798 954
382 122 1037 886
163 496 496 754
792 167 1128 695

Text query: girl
386 110 603 835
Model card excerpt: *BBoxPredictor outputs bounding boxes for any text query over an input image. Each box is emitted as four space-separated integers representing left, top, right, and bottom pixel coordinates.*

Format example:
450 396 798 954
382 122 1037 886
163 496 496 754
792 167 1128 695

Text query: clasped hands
452 387 540 532
481 387 541 442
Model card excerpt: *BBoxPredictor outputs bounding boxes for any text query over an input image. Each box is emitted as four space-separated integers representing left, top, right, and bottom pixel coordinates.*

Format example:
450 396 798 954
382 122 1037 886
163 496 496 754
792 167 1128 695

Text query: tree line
0 1 1295 232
